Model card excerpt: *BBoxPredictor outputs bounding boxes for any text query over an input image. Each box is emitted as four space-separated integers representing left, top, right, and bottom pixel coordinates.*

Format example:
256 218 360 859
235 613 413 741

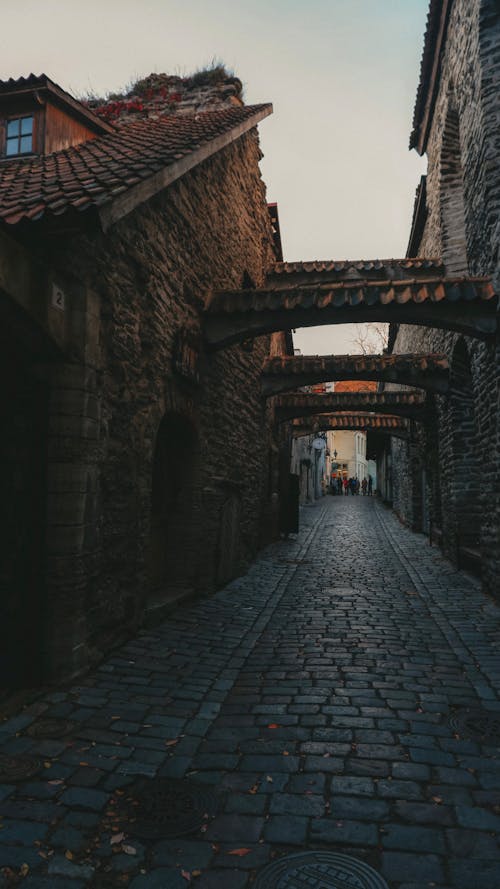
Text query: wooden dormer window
6 115 34 156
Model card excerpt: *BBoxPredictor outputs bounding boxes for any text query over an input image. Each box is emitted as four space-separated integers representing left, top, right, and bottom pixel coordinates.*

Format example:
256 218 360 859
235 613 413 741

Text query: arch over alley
274 391 426 423
261 352 450 396
204 259 496 349
291 413 411 440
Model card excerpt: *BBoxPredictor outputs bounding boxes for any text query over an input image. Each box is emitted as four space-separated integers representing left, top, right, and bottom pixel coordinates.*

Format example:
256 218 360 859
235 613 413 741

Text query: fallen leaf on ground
248 783 259 794
19 864 29 876
48 779 64 786
267 724 280 729
165 739 179 747
181 869 191 881
122 844 136 855
65 850 74 860
227 848 251 857
110 833 125 845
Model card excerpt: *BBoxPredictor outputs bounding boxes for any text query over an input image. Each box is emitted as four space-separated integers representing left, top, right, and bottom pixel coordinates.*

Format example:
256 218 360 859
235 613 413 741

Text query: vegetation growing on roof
82 63 243 124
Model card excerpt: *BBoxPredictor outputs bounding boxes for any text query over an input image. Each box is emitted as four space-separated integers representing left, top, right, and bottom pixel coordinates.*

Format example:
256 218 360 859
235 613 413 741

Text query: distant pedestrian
343 477 349 496
362 477 367 496
349 477 356 495
355 478 360 495
337 477 343 495
368 475 373 496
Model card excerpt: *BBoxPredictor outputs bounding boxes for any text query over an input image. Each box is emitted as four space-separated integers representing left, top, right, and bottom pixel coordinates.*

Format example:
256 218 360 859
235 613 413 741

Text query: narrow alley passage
1 498 500 889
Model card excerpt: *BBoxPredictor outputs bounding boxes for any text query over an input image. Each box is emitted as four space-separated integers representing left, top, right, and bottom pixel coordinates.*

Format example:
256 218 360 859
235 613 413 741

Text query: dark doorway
0 361 49 689
149 412 199 608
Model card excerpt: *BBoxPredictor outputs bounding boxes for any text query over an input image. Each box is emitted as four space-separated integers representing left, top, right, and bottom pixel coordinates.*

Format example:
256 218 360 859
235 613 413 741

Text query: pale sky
1 0 429 355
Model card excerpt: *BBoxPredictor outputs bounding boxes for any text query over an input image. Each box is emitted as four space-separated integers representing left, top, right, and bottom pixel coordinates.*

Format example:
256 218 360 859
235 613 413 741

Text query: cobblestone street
2 497 500 888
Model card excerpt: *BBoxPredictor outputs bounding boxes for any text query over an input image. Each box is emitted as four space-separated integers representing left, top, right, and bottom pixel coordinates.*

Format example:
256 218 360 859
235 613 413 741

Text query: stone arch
148 411 200 611
448 338 481 565
440 98 469 275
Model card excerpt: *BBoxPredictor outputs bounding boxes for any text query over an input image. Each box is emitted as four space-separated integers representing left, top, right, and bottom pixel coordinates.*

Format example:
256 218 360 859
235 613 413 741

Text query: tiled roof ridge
410 0 454 153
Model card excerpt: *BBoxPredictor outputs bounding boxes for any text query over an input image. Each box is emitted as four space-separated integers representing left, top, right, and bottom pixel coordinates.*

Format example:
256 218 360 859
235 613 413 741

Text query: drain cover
124 777 221 839
0 753 42 782
27 718 75 739
254 852 389 889
449 708 500 745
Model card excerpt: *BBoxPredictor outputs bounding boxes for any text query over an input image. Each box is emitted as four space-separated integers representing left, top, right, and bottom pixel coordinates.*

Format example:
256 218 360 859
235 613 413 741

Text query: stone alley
1 496 500 888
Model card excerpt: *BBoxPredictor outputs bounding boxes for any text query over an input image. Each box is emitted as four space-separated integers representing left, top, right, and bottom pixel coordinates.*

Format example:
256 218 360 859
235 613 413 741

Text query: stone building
380 0 500 590
0 72 289 686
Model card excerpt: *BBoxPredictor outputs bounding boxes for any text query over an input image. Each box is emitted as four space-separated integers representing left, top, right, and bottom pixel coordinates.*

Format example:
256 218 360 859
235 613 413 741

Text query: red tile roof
0 103 272 226
334 380 378 393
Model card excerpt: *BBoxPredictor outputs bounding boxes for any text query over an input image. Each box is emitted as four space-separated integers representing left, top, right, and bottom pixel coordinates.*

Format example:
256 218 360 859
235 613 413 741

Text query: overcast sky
1 0 429 354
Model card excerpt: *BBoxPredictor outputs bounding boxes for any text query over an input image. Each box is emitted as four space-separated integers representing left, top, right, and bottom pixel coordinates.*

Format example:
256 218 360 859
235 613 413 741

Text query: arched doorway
448 339 481 569
149 412 199 609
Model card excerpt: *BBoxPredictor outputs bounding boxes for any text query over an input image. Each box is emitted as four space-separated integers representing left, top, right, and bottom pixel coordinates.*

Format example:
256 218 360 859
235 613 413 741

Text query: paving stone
310 818 378 845
381 823 446 853
330 795 389 821
0 818 49 844
377 779 423 799
59 787 109 810
269 792 325 816
205 814 264 842
264 815 308 845
448 859 500 888
455 804 500 830
151 839 213 869
381 851 445 883
130 869 188 889
394 800 454 825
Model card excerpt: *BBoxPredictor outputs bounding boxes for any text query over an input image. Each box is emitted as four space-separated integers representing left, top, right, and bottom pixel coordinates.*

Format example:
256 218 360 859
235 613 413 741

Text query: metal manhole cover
27 718 76 739
254 852 389 889
0 753 42 782
123 777 222 839
449 708 500 745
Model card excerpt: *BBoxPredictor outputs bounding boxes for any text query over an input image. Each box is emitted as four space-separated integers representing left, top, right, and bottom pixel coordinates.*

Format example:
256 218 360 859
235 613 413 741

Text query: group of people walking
331 475 373 496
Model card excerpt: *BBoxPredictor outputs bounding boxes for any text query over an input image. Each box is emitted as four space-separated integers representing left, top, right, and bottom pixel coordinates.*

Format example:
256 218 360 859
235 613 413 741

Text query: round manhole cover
0 753 42 782
124 777 222 839
449 708 500 745
254 852 389 889
27 718 75 739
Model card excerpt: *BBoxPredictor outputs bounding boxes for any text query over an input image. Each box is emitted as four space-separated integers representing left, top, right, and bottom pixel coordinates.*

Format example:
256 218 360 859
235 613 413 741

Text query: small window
5 116 34 156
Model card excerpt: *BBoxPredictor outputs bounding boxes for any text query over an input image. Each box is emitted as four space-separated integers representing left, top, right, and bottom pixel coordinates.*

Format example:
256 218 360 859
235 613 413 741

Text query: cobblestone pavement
1 497 500 889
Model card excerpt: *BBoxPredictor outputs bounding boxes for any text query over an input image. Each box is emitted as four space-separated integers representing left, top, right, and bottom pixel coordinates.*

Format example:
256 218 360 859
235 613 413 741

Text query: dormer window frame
1 107 41 160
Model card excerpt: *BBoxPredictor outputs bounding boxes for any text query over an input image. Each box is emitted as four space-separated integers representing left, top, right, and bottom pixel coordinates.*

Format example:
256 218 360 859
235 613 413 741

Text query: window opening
6 116 34 156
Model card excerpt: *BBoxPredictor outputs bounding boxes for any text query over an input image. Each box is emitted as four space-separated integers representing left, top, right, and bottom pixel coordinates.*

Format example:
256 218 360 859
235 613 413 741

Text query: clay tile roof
208 277 495 313
293 414 409 430
0 103 272 226
272 258 442 275
334 380 378 393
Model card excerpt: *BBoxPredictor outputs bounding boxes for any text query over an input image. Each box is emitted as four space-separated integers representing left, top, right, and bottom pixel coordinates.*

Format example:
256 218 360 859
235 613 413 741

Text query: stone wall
389 0 500 596
38 128 280 677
